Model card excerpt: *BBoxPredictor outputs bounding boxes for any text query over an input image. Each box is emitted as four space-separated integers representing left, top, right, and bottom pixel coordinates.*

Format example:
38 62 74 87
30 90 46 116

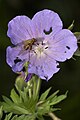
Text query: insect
23 38 36 50
18 38 36 55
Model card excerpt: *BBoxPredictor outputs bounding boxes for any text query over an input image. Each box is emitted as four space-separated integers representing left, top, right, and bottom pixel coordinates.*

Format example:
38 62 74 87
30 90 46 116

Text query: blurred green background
0 0 80 119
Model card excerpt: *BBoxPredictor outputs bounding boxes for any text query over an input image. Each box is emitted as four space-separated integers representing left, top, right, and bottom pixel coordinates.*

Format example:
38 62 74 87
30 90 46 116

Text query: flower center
37 44 44 53
32 39 49 57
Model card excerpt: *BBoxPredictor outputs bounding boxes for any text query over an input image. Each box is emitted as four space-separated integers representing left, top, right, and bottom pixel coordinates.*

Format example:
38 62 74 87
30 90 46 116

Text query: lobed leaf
15 76 27 91
37 115 44 120
4 113 12 120
2 96 12 105
37 101 50 115
14 115 25 120
47 90 59 101
49 91 68 106
39 87 51 101
10 89 20 104
11 115 18 120
50 108 61 112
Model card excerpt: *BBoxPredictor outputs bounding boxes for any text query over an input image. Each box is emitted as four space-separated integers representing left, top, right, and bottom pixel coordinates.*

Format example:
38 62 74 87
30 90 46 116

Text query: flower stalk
36 78 41 96
27 80 32 98
48 112 61 120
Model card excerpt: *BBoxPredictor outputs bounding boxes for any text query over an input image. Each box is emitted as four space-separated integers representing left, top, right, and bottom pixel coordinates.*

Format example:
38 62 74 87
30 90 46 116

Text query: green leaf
1 101 30 114
24 115 36 120
47 90 59 101
68 20 74 30
15 86 29 102
11 114 36 120
4 113 12 120
15 76 27 91
39 87 51 101
10 89 20 104
11 115 18 120
14 115 25 120
2 96 13 105
1 82 37 115
11 105 30 115
23 96 37 113
37 115 44 120
37 101 50 115
51 108 61 112
49 91 68 106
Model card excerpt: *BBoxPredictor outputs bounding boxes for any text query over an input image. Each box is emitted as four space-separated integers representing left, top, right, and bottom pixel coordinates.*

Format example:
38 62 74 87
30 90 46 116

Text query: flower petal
6 46 29 72
12 61 25 73
46 29 77 62
7 16 33 45
28 53 59 80
32 9 63 37
40 58 60 80
6 46 21 67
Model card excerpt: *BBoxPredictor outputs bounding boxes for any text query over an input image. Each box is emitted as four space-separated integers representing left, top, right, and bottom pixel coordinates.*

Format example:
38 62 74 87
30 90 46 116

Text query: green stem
36 78 41 96
33 76 37 98
27 81 32 98
48 112 61 120
33 76 41 98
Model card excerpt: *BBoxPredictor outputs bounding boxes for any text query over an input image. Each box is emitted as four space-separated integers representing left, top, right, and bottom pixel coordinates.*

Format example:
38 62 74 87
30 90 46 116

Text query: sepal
68 20 74 30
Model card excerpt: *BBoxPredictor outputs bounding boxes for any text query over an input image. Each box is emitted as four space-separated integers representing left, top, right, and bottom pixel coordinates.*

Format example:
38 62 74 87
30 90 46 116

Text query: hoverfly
23 38 36 50
18 38 36 55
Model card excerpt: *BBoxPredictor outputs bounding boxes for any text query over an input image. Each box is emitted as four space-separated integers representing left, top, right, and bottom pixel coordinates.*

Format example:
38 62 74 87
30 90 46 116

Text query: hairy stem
32 76 41 99
36 78 41 96
48 112 61 120
27 81 32 98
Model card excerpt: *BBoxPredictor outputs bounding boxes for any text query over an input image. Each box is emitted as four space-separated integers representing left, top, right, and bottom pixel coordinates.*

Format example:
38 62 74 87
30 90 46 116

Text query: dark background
0 0 80 119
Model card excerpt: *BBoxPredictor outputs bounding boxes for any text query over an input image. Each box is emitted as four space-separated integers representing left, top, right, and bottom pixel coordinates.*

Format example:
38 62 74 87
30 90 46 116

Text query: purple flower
6 9 77 81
